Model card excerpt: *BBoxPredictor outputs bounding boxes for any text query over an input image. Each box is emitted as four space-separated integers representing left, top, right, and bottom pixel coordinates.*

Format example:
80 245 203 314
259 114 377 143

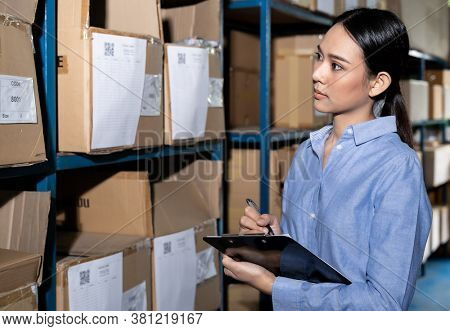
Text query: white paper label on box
141 74 162 116
67 252 123 311
122 281 147 311
208 78 224 108
0 75 37 124
154 228 196 310
91 33 147 149
167 45 209 140
196 247 217 284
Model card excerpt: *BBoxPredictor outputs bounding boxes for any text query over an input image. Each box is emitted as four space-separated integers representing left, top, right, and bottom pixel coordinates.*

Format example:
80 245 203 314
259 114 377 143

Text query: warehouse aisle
409 257 450 311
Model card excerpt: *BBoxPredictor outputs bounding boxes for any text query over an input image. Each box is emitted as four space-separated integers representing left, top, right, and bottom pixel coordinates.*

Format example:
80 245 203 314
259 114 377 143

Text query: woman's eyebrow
317 45 351 64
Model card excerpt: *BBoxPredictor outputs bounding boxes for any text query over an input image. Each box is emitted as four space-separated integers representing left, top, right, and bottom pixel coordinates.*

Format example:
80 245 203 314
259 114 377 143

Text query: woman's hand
239 206 282 235
222 254 275 295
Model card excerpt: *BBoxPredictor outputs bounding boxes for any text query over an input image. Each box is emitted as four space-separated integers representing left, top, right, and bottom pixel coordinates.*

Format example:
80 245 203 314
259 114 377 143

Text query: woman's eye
332 63 343 71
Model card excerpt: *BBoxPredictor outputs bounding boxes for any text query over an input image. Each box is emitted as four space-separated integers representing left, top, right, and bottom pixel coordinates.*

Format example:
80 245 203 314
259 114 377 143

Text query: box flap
0 191 50 257
0 248 41 293
152 160 222 237
57 231 146 257
162 0 220 42
0 0 38 24
102 0 163 39
0 283 38 311
0 191 50 285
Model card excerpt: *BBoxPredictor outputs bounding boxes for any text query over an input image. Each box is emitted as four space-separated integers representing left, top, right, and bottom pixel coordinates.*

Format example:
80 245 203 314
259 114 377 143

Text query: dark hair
333 8 413 148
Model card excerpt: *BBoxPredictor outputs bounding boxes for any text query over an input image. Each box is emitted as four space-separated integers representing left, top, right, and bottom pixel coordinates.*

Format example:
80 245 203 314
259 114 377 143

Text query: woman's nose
312 61 326 85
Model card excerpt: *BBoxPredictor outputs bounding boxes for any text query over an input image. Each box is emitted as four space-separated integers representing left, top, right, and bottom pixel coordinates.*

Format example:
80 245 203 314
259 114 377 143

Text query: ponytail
380 82 414 148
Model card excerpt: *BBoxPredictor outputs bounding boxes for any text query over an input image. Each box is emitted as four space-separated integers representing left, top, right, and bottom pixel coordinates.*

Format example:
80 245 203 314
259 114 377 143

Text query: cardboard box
56 170 153 237
57 0 164 153
0 283 38 311
0 1 46 167
310 0 338 16
274 50 332 129
386 1 449 61
400 80 429 123
425 69 450 86
429 85 443 120
194 219 220 311
227 284 260 311
56 232 152 311
161 0 220 43
163 43 224 145
0 0 38 24
227 147 297 234
273 34 322 56
444 86 450 119
0 191 51 284
0 249 41 294
423 144 450 188
151 160 222 310
230 31 260 72
229 69 259 128
440 206 449 245
431 206 441 252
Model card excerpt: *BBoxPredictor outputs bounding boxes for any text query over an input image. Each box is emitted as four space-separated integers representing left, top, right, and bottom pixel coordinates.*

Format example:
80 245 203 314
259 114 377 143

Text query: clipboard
204 234 351 285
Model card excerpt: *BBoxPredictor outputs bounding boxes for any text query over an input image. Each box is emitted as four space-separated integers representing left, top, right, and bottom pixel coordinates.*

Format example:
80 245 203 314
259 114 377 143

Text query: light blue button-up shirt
272 116 432 310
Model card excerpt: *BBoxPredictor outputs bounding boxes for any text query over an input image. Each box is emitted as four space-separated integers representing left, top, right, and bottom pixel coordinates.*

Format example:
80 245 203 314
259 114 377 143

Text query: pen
245 198 275 236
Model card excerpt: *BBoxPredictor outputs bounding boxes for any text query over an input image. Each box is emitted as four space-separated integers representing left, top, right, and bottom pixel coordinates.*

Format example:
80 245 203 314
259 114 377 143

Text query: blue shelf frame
0 0 225 311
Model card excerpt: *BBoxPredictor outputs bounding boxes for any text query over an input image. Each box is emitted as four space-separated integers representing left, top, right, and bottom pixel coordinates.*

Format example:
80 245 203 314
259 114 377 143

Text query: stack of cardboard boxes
57 0 224 153
228 31 331 130
56 170 153 311
0 0 46 167
56 159 223 311
0 191 51 310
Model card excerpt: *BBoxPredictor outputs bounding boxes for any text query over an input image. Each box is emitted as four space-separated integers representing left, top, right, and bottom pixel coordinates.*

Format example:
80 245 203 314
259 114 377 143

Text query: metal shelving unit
0 0 225 311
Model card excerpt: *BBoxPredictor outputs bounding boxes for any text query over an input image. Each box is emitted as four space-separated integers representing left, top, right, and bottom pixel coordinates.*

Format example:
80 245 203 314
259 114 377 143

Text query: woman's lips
314 89 327 100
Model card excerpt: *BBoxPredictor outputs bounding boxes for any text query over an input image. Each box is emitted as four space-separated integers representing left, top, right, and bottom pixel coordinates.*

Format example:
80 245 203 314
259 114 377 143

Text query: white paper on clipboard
91 33 146 149
167 45 209 140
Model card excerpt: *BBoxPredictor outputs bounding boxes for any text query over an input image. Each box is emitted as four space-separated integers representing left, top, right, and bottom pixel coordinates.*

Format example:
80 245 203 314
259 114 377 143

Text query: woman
222 8 432 311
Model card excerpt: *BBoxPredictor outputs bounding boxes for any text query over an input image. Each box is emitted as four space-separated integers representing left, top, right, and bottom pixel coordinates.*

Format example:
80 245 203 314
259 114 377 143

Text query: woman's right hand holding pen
239 206 282 235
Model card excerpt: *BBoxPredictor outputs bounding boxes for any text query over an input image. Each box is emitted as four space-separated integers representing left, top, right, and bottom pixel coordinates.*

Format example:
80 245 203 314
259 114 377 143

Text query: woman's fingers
244 206 260 221
240 215 266 233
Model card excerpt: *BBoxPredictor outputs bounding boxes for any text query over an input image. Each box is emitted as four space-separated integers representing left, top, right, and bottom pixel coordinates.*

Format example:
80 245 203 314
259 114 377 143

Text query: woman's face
312 23 372 114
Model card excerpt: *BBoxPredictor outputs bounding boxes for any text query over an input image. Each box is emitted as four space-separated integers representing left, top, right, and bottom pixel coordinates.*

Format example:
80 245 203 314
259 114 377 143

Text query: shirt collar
351 116 397 145
308 115 398 148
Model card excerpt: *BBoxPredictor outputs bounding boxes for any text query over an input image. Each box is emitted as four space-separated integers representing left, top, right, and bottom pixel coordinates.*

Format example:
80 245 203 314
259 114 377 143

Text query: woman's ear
368 72 392 98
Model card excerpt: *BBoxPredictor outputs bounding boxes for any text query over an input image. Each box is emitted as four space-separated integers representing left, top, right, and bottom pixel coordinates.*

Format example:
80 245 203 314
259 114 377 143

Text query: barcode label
104 42 115 56
79 270 90 286
163 241 172 255
177 53 186 64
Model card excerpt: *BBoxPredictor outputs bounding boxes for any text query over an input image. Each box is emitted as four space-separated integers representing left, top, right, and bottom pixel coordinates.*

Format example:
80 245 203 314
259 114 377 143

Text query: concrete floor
409 257 450 311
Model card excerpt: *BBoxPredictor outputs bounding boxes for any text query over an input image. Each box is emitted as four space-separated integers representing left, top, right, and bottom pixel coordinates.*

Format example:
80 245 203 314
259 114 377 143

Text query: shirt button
347 128 353 135
336 144 343 150
310 213 316 219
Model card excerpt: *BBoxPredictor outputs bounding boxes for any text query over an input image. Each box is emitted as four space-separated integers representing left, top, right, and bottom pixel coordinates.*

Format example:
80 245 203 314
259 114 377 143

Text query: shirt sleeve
272 154 432 311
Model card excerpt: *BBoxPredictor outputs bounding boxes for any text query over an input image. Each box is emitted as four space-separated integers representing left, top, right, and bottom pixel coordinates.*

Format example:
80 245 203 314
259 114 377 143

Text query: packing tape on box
141 74 162 116
208 77 224 108
0 14 35 53
177 38 222 55
196 247 217 285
